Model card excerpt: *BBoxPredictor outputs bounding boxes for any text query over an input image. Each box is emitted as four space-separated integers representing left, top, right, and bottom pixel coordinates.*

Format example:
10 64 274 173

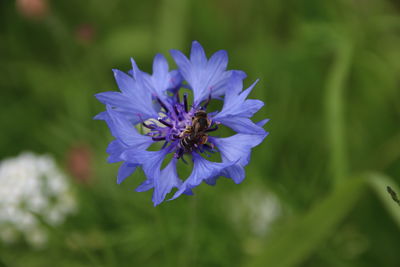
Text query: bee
191 110 211 134
180 110 212 152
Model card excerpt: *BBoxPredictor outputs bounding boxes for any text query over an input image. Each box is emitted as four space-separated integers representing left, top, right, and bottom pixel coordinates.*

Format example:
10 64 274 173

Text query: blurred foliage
1 0 400 266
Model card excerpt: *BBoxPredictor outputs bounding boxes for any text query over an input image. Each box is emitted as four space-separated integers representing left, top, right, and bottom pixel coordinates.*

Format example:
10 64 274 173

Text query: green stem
366 172 400 229
325 38 353 188
246 176 367 267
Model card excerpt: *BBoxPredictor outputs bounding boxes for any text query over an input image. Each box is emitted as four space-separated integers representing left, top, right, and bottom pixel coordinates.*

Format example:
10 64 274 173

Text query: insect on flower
95 41 269 206
179 109 213 154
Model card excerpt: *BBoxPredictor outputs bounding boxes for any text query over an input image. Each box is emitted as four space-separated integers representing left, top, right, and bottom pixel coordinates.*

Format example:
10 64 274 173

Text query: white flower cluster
0 152 76 248
229 187 281 237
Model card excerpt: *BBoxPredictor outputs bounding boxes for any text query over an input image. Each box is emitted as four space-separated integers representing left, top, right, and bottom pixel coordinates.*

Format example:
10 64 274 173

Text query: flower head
0 152 76 247
95 41 268 206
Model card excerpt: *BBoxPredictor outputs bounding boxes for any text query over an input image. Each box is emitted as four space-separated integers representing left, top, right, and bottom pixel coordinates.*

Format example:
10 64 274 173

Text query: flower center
142 93 218 160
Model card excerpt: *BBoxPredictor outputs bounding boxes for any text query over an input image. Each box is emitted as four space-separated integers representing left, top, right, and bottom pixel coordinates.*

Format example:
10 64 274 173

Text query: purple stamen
202 93 212 110
152 136 166 141
158 118 172 128
157 97 169 113
161 141 168 149
142 122 155 129
183 93 188 113
173 105 180 117
144 93 218 164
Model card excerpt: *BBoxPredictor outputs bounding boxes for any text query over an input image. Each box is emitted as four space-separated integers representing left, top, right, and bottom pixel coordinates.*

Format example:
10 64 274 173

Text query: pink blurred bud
75 24 96 45
66 144 93 185
16 0 49 20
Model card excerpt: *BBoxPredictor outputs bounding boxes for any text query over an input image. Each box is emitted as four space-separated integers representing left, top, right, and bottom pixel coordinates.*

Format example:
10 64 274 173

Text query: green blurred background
1 0 400 266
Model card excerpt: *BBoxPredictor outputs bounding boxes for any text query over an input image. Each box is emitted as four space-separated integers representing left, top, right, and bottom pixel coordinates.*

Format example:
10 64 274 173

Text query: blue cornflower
95 41 268 206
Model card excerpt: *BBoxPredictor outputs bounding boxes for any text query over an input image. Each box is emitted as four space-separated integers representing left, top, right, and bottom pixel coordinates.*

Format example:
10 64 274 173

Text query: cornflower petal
241 99 265 117
217 116 265 135
129 58 142 79
214 72 263 119
222 165 246 184
168 70 182 90
112 69 138 96
141 54 183 100
213 72 265 134
136 179 153 192
210 132 268 183
95 64 158 123
168 49 190 83
170 41 245 104
153 158 182 206
117 162 138 184
106 140 126 163
257 119 270 127
190 41 207 67
170 153 235 200
211 133 267 184
121 147 172 192
100 108 155 184
104 106 154 149
95 91 136 113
